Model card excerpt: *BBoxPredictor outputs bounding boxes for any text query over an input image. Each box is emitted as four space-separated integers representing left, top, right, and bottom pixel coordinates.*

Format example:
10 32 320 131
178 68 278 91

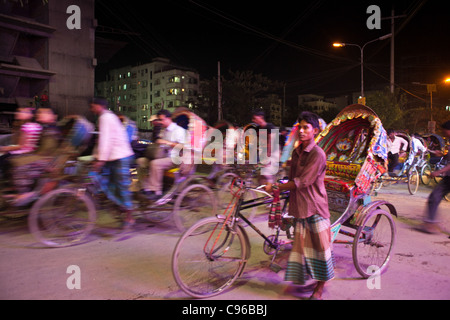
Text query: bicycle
172 178 290 298
373 137 420 195
172 104 397 299
28 159 217 247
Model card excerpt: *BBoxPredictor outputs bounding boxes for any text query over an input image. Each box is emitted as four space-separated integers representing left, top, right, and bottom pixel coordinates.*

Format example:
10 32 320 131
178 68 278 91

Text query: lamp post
333 33 392 101
413 78 450 133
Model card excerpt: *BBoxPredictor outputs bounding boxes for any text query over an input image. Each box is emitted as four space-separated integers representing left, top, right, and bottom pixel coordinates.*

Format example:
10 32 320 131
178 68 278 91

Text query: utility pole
381 8 406 94
217 61 222 121
282 83 285 125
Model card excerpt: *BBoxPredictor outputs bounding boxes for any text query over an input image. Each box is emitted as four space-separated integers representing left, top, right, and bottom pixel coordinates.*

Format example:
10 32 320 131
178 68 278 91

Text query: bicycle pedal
269 263 282 273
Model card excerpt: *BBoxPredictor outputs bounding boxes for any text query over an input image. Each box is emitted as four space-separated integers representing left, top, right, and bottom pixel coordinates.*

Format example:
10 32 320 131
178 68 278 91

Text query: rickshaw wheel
434 175 443 184
407 168 419 195
352 209 396 278
420 164 432 185
28 188 97 247
173 183 217 233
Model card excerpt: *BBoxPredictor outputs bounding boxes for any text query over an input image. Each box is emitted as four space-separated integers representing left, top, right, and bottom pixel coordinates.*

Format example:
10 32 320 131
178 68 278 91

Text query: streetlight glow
331 33 391 99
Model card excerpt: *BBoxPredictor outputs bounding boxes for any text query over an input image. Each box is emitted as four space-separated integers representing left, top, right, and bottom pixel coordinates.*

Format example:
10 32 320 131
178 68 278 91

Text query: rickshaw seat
324 161 361 217
324 175 356 194
324 161 361 193
164 167 180 179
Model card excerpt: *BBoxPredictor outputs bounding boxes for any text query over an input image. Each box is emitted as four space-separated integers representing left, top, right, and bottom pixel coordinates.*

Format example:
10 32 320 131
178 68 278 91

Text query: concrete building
95 58 200 130
297 94 337 114
0 0 95 118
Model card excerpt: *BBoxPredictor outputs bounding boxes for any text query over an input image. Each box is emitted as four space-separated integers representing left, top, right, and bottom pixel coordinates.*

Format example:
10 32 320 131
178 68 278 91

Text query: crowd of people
1 97 449 300
385 127 450 234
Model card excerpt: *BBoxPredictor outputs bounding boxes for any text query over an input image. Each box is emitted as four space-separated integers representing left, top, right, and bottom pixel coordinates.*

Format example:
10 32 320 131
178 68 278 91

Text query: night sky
95 0 450 100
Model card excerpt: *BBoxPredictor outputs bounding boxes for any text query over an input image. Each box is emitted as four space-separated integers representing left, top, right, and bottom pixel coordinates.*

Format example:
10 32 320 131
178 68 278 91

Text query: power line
97 1 162 59
189 0 356 65
249 0 324 69
364 64 426 102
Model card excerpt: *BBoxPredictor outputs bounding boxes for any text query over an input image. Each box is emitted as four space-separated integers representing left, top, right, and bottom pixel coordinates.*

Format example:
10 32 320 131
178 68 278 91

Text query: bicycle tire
420 164 432 185
352 209 396 278
173 183 217 233
28 188 96 247
434 175 443 184
172 216 248 298
407 168 419 195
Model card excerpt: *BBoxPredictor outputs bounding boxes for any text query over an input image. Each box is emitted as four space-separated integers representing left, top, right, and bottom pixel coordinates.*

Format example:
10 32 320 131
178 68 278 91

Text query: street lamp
333 33 392 100
412 77 450 132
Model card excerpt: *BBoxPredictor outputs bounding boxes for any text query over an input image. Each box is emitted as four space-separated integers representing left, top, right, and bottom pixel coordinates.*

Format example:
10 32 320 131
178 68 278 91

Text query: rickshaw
28 110 217 247
372 132 420 195
171 104 397 298
420 133 447 185
0 115 93 220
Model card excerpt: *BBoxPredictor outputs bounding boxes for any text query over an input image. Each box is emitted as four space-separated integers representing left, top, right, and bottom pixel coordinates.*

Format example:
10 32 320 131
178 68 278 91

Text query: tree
366 87 407 130
199 70 282 126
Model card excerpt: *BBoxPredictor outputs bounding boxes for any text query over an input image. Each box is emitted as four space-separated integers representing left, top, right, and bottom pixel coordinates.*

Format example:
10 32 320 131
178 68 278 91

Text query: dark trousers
388 152 399 172
426 176 450 223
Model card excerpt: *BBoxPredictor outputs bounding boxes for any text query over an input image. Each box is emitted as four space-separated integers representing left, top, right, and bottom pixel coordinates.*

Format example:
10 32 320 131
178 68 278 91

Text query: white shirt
411 137 427 154
387 136 408 154
161 122 188 158
96 110 134 161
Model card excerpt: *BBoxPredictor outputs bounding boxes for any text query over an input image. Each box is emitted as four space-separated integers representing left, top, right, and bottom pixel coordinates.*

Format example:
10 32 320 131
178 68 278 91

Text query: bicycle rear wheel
172 217 248 298
28 188 96 247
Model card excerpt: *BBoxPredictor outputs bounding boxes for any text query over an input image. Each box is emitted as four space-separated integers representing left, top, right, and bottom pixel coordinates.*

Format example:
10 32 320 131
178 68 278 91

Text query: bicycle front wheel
28 188 96 247
172 217 248 298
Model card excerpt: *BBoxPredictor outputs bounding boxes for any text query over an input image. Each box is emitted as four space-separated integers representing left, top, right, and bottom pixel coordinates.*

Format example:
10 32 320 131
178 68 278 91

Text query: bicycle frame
218 179 290 252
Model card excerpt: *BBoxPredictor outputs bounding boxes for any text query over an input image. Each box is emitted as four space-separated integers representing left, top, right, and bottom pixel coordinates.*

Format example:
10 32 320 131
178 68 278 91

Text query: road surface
0 182 449 301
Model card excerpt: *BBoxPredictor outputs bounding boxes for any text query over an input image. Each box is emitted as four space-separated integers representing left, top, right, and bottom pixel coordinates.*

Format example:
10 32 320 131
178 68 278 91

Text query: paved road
0 181 449 301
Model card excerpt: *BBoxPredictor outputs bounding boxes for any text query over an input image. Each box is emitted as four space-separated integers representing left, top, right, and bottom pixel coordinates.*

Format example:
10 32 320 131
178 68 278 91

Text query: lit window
169 76 181 83
123 84 127 90
168 88 179 95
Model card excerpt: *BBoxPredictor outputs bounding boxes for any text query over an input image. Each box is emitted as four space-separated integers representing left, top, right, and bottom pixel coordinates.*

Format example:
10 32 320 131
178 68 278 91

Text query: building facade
297 94 337 114
0 0 96 118
96 58 200 130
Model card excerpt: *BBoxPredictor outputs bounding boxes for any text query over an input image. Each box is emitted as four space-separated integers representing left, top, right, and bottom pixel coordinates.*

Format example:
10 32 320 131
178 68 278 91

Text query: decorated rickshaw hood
317 104 388 162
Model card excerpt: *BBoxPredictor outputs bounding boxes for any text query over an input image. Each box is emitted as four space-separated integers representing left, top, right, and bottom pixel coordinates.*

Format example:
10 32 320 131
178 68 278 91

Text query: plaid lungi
284 214 335 284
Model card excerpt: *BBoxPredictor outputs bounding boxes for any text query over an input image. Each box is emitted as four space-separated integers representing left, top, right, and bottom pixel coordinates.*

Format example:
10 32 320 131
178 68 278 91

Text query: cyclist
89 97 135 228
